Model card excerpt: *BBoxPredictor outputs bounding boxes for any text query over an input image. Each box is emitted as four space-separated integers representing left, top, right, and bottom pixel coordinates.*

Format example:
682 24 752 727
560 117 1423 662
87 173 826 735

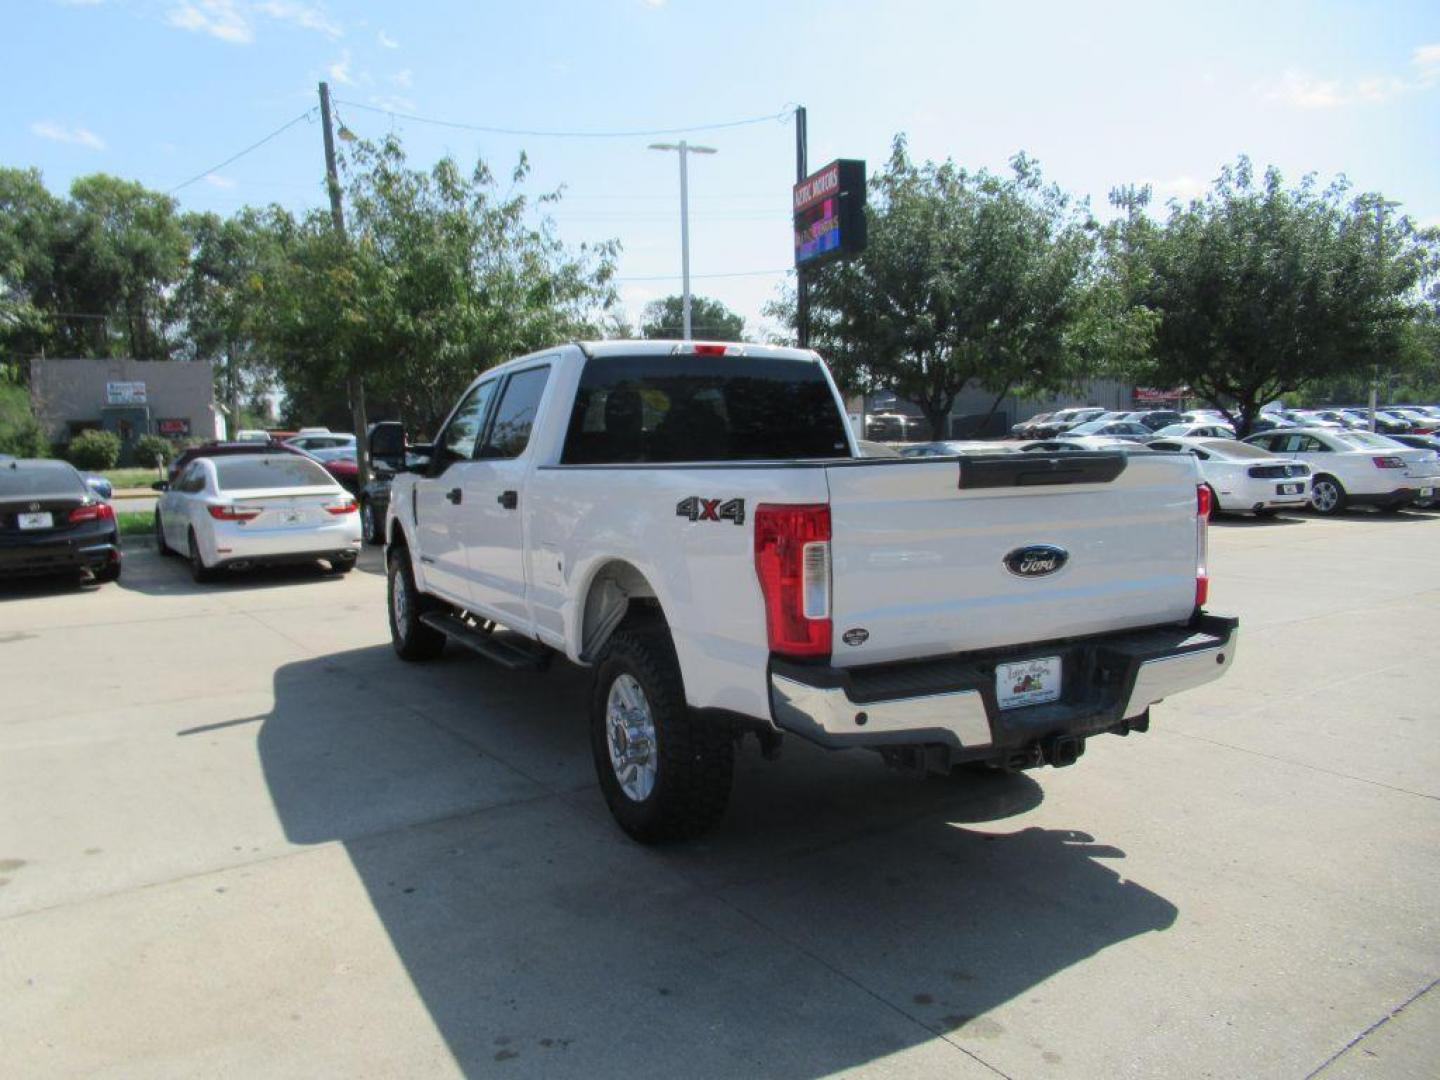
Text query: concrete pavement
1 511 1437 1077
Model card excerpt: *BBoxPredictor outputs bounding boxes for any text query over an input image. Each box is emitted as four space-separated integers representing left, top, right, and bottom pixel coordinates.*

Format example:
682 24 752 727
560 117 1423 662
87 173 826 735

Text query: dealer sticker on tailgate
997 657 1062 709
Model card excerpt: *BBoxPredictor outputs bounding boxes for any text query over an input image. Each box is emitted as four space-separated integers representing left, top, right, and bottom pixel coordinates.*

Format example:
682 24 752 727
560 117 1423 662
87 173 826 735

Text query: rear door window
562 354 850 464
480 366 550 460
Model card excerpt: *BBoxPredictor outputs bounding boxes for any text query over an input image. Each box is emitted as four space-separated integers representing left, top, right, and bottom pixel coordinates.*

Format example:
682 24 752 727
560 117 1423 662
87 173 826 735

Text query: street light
649 140 717 340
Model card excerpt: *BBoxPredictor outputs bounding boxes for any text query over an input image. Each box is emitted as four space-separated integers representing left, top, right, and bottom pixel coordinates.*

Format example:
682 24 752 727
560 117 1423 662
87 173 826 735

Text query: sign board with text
106 381 147 405
157 418 191 437
793 159 866 269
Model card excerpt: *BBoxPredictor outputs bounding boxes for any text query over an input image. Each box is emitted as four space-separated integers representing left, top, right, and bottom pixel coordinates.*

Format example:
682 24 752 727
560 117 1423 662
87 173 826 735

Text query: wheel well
581 560 663 661
387 518 408 549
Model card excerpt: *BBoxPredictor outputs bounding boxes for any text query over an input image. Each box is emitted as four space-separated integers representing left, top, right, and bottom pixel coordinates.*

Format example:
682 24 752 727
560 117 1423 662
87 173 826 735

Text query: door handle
445 487 462 505
497 490 518 510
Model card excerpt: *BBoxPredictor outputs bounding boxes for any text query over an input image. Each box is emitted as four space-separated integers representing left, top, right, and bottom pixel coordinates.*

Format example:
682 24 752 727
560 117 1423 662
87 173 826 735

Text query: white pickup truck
379 341 1237 842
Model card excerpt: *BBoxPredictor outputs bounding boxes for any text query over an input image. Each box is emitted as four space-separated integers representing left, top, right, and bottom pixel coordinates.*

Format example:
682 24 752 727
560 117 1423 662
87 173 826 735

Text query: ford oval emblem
842 627 869 647
1004 545 1069 578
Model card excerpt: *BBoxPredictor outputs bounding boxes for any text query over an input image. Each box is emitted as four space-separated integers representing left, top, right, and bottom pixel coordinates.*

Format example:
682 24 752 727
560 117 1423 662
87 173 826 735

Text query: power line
334 99 789 140
167 108 317 195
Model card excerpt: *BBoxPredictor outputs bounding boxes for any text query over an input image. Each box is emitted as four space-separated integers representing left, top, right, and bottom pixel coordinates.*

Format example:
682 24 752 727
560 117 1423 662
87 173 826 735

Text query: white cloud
203 173 237 189
642 0 666 7
1143 176 1208 203
253 1 341 38
167 0 252 43
377 29 398 48
368 93 416 114
53 0 106 7
389 68 412 89
327 48 354 85
31 120 105 150
165 1 342 45
1415 43 1440 85
1265 43 1440 108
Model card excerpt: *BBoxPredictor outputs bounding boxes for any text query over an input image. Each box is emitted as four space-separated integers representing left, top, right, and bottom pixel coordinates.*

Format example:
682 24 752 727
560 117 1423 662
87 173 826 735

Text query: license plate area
18 511 54 530
997 656 1062 710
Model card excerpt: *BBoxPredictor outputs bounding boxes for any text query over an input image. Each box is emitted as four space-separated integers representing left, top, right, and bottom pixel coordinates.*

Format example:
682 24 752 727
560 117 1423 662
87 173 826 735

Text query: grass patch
116 510 154 538
100 467 166 490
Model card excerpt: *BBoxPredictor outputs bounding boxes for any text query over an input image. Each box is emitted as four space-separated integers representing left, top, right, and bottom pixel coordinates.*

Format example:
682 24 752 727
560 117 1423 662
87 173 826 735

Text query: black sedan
1 459 121 582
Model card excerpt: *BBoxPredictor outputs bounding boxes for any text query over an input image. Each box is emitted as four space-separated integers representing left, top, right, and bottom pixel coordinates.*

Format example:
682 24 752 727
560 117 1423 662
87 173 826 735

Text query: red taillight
325 499 358 515
1371 456 1405 469
1195 483 1210 608
207 504 261 521
692 343 728 355
68 502 115 523
754 504 832 658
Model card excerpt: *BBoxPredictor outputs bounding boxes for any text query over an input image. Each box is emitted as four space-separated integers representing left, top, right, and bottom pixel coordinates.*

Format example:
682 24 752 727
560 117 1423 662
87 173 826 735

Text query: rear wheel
387 547 445 660
93 557 121 584
590 623 734 844
1310 475 1347 515
188 530 216 584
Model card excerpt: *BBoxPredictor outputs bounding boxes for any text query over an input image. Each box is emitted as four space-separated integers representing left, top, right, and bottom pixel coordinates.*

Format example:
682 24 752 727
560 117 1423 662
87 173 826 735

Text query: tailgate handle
958 453 1128 489
445 487 463 504
497 490 518 510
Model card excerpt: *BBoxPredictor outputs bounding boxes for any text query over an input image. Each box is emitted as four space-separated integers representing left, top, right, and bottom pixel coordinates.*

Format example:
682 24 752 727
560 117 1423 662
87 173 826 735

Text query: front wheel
387 548 445 660
1310 475 1347 516
154 511 170 556
590 624 734 844
360 499 381 545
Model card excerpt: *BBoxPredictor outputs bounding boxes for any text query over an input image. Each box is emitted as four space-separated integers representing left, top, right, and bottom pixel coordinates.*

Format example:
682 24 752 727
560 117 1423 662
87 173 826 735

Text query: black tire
1310 475 1347 516
387 547 445 660
154 511 170 556
590 623 734 844
330 557 355 574
93 559 121 584
360 498 381 545
188 530 217 584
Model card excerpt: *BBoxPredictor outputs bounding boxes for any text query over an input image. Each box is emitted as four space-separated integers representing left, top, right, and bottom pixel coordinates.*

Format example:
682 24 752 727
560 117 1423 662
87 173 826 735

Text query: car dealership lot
2 514 1438 1079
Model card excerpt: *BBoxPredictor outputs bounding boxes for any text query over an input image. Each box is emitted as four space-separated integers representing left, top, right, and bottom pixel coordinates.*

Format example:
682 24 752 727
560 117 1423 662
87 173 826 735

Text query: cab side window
480 366 551 460
434 380 498 470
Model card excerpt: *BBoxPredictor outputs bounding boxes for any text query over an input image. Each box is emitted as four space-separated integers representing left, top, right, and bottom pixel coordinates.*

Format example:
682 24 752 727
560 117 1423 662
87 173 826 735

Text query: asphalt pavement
1 511 1437 1078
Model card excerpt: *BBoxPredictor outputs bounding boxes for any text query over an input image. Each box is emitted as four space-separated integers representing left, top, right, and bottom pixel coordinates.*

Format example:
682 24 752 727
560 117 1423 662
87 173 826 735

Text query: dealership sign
793 159 866 269
106 381 147 405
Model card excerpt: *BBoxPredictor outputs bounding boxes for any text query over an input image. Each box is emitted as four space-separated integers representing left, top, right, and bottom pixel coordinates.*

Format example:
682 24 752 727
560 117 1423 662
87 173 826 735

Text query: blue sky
6 0 1439 336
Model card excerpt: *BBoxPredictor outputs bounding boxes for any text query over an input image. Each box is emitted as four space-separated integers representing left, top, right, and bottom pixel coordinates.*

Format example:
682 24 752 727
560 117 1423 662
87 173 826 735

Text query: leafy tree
0 374 48 457
639 295 745 341
777 138 1109 438
0 169 188 359
260 136 619 444
1106 158 1438 434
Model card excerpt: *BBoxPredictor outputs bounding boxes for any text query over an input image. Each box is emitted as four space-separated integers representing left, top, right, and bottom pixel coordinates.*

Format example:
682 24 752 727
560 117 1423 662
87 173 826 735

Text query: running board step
418 612 550 670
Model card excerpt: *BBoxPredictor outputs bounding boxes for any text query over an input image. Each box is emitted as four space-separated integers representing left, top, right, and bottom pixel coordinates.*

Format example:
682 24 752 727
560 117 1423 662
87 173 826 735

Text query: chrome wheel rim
1313 481 1337 512
391 562 409 632
606 674 657 802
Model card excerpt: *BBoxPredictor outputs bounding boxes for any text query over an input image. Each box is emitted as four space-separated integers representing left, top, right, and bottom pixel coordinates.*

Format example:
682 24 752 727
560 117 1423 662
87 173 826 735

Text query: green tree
639 295 745 341
260 136 619 437
1107 158 1438 435
781 138 1110 438
0 372 48 457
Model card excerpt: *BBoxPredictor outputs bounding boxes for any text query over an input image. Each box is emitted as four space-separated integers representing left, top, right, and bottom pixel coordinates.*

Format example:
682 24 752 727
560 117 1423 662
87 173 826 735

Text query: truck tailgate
824 453 1201 666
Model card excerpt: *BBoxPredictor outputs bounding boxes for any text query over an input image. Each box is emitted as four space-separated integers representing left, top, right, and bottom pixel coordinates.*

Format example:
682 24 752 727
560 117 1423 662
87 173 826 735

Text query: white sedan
1153 421 1236 439
154 453 362 582
1242 428 1440 514
1145 437 1311 516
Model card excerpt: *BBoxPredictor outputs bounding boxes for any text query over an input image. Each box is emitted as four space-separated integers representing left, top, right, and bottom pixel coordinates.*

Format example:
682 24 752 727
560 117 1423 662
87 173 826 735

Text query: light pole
649 140 716 339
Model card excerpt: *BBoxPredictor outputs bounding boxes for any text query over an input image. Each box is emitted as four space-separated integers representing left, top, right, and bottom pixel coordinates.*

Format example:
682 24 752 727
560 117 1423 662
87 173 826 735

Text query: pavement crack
1305 975 1440 1079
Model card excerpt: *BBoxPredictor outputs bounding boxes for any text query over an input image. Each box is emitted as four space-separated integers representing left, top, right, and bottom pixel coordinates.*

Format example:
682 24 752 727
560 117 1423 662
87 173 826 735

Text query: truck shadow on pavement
258 646 1177 1078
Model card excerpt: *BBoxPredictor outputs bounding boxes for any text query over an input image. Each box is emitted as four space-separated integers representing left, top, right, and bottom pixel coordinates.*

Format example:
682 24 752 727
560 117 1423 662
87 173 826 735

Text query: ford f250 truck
379 341 1237 842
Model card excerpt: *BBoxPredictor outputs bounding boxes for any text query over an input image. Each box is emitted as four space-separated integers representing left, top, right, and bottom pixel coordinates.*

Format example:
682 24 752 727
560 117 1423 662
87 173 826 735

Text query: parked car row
898 425 1440 517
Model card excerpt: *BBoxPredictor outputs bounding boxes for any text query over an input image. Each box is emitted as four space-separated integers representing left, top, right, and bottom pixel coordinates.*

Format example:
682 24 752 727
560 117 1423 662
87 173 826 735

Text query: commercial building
30 358 223 464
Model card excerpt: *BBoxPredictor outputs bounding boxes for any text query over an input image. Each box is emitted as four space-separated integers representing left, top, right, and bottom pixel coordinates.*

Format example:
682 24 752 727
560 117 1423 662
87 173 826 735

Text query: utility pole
648 140 716 339
794 105 809 349
318 80 370 488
